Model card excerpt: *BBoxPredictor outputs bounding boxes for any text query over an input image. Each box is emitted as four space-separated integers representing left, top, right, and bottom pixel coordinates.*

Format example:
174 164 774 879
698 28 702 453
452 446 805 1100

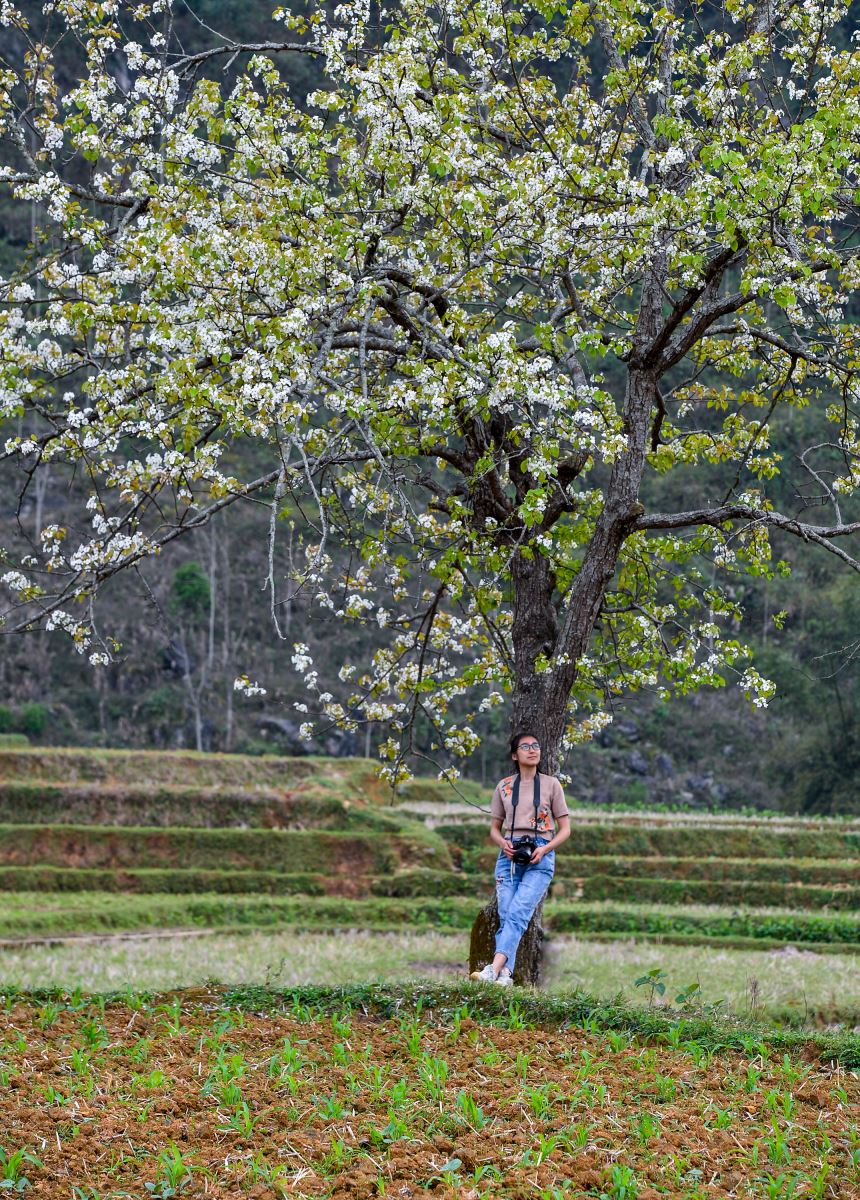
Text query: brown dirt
1 992 859 1198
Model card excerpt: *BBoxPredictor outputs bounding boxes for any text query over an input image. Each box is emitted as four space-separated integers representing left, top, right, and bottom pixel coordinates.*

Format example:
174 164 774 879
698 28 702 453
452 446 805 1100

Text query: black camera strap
510 772 540 839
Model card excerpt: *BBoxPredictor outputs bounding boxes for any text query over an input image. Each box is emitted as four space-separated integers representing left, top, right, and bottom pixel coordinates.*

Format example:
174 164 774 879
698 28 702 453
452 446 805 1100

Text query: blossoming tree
2 0 860 777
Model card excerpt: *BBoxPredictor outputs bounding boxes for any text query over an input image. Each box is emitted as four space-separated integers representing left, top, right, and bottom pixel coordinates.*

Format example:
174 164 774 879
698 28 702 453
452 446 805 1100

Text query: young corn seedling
362 1063 388 1100
744 1064 763 1094
157 999 185 1038
602 1163 639 1199
445 1004 475 1043
533 1132 562 1165
505 1002 527 1030
0 1147 42 1192
523 1082 558 1120
654 1074 678 1103
129 1037 153 1065
379 1109 410 1144
514 1051 532 1080
331 1012 352 1039
78 1019 109 1053
132 1069 166 1092
242 1152 290 1189
471 1165 502 1186
218 1101 259 1136
145 1144 193 1197
705 1105 734 1130
417 1055 448 1105
761 1173 801 1199
399 1020 423 1057
322 1138 348 1173
634 1110 660 1146
455 1090 490 1131
765 1118 791 1166
314 1094 348 1120
216 1080 244 1108
36 1002 62 1031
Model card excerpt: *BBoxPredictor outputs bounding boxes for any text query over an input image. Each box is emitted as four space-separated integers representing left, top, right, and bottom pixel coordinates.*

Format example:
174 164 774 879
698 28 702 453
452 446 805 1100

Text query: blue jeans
494 837 554 971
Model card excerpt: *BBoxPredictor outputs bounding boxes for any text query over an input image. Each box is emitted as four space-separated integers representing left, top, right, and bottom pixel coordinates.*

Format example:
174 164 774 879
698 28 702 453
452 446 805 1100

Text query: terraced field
4 748 860 1020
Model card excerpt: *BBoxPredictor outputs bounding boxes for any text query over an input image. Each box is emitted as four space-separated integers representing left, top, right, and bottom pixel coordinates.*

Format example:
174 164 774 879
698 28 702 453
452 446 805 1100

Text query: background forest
1 0 859 816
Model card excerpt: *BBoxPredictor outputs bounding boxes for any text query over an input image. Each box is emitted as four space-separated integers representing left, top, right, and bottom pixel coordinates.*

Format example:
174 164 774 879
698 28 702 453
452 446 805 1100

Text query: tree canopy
2 0 860 778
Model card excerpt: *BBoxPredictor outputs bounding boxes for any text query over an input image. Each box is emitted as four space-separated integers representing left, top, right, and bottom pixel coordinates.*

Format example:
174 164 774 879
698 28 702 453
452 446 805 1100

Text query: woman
470 731 571 985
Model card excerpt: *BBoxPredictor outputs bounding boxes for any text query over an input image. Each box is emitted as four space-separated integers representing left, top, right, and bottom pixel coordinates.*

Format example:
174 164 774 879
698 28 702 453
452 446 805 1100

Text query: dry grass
545 934 860 1022
0 928 467 991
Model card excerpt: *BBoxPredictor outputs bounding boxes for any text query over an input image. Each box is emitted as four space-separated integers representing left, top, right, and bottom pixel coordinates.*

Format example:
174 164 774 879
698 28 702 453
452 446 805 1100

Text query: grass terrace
4 747 860 1028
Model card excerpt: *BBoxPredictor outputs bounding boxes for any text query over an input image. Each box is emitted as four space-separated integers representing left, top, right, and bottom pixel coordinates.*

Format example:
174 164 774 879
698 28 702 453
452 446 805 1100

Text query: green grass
0 823 450 872
0 746 329 787
459 822 860 864
549 899 860 944
7 861 860 911
553 853 860 885
4 892 860 948
0 747 478 806
568 873 860 910
0 786 417 829
0 865 477 896
0 891 481 938
0 734 28 748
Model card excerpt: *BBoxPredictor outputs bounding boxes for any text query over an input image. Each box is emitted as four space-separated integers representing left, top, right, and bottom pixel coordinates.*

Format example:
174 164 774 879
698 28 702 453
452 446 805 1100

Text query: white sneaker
495 968 514 987
470 963 498 982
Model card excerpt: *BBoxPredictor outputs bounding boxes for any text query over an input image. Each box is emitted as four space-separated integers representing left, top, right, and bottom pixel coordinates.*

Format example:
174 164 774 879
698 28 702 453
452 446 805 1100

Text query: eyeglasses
517 741 540 751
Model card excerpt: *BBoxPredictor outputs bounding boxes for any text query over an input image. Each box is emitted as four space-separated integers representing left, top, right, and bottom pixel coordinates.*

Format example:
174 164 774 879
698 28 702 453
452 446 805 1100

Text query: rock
256 716 312 754
469 895 544 986
616 719 641 742
163 636 193 677
324 731 359 757
628 749 649 776
655 752 674 777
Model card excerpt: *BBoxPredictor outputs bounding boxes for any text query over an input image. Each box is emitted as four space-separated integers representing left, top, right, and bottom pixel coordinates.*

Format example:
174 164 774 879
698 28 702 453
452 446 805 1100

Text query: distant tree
2 0 860 777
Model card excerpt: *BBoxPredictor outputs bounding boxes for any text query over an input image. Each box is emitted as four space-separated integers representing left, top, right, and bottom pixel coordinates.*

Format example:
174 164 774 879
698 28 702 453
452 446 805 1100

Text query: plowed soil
1 989 858 1198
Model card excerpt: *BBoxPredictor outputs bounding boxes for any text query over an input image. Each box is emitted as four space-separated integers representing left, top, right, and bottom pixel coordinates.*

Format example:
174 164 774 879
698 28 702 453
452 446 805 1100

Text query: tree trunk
509 548 561 770
469 895 545 987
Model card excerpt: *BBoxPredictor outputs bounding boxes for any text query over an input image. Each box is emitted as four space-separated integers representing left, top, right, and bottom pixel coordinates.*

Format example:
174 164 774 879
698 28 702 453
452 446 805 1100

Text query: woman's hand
530 845 549 864
500 839 515 860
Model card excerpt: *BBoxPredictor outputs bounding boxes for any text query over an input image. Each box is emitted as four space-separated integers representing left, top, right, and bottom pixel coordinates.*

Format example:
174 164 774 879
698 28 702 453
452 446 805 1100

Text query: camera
510 837 536 865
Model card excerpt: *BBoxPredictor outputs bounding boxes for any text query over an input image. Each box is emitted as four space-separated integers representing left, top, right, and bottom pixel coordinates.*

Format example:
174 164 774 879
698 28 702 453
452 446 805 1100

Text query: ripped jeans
494 837 555 972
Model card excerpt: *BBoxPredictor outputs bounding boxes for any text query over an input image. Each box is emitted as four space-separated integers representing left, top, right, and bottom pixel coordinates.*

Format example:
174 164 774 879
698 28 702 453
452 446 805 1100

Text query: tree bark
469 894 545 987
509 548 559 769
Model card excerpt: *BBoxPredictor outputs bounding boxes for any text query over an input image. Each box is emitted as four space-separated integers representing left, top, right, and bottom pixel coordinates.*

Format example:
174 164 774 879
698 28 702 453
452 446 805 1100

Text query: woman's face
513 736 541 768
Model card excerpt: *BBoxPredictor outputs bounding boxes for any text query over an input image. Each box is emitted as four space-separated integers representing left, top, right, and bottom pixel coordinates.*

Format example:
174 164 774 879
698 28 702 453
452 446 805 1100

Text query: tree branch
635 504 860 571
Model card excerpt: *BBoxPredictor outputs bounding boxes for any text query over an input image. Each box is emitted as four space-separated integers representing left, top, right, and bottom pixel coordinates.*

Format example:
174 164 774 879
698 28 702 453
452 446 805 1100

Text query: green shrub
19 703 50 737
170 561 210 616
